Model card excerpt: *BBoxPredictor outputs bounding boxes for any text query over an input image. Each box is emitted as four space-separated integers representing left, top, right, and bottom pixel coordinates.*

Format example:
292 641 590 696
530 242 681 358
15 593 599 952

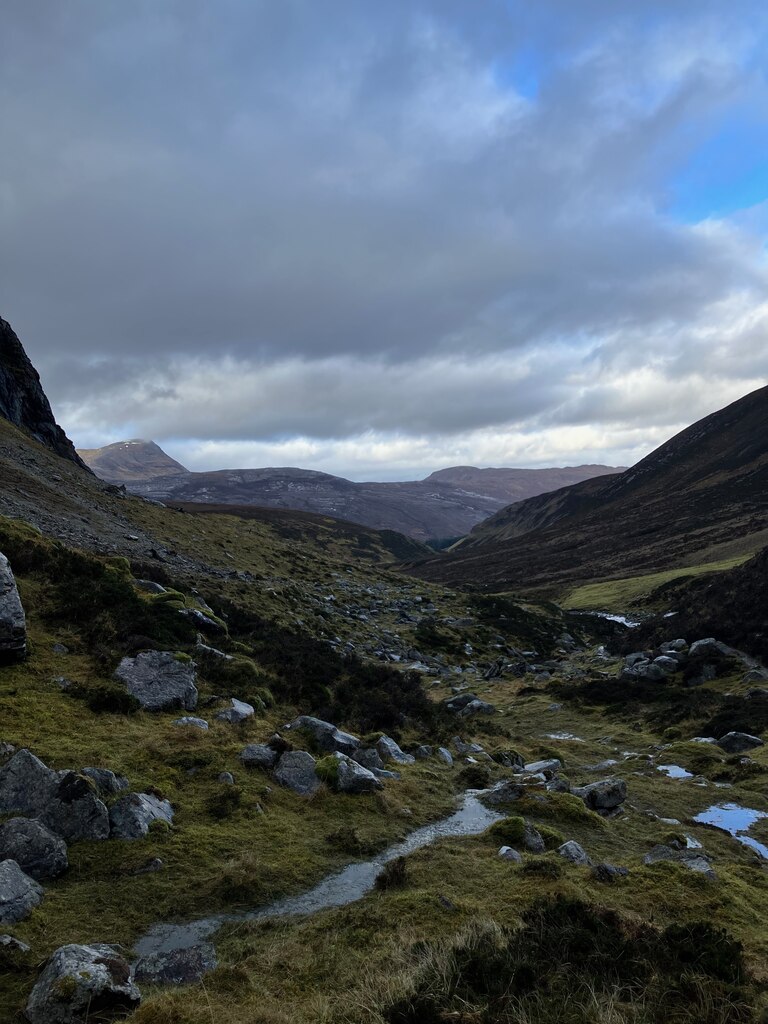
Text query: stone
498 846 522 862
218 772 235 785
179 607 225 632
443 692 481 712
215 698 255 724
25 943 141 1024
743 668 768 683
643 844 716 879
194 642 233 661
522 822 545 853
691 736 717 744
457 699 497 718
413 745 433 760
480 781 527 807
653 656 679 674
335 755 383 794
453 737 485 755
625 652 649 667
240 743 278 770
660 640 687 652
717 732 764 754
109 793 174 839
0 552 26 660
287 715 360 756
0 818 67 880
81 767 129 795
632 662 666 681
524 759 561 775
558 841 592 866
689 638 731 658
352 748 385 771
274 751 320 796
376 735 416 765
134 579 167 594
0 859 43 923
134 943 217 986
0 751 109 842
573 778 627 815
434 747 453 766
0 933 30 953
591 863 629 883
114 651 198 712
172 716 209 730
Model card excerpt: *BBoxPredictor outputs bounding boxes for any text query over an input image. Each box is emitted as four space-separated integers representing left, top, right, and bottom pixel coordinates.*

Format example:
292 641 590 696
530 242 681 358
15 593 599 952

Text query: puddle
657 764 694 779
693 803 768 860
135 792 504 956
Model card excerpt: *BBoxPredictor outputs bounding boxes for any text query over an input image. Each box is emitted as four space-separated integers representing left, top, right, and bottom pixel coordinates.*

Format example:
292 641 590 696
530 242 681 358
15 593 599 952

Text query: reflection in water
657 764 693 779
693 803 768 860
135 792 504 956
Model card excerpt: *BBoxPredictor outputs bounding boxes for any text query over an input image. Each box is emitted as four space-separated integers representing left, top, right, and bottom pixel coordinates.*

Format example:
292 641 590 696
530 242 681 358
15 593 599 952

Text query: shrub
375 857 409 891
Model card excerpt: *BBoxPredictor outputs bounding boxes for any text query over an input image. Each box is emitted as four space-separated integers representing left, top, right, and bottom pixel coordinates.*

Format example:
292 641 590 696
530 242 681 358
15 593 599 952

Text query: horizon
3 2 768 479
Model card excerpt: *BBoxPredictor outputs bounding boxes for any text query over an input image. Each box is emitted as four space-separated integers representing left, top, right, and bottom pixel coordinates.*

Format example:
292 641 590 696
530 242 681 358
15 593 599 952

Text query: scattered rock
457 699 497 718
558 841 592 866
114 651 198 712
134 579 166 594
172 716 209 730
689 638 731 659
240 743 279 770
573 778 627 815
717 732 764 754
287 715 360 756
522 822 545 853
109 793 174 840
134 943 217 986
436 747 453 766
413 745 433 760
0 751 110 841
335 755 383 794
0 818 68 880
653 656 679 674
132 858 164 875
25 943 141 1024
81 767 129 795
215 698 255 724
274 751 320 796
217 772 235 785
643 844 716 879
524 759 561 775
591 862 629 883
0 552 26 661
453 737 485 756
0 933 30 953
376 735 416 765
0 859 43 923
352 748 385 771
498 846 522 862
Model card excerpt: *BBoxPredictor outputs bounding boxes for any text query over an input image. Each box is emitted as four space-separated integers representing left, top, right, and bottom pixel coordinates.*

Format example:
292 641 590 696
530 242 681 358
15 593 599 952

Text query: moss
513 791 606 826
315 756 340 788
486 816 526 846
538 824 566 850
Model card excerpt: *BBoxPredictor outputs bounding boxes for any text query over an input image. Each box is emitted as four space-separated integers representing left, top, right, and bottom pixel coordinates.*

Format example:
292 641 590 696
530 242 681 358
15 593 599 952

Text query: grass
561 556 752 611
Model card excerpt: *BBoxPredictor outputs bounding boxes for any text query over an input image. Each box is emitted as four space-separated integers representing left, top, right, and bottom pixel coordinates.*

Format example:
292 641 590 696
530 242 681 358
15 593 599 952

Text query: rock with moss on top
25 943 140 1024
114 650 198 711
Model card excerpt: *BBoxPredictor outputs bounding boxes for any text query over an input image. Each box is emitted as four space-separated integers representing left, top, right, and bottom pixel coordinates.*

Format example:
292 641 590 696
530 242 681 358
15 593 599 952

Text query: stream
134 791 504 957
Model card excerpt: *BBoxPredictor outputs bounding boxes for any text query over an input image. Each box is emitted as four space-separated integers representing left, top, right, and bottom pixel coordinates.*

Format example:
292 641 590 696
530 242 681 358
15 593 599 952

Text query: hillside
408 384 768 594
79 440 622 542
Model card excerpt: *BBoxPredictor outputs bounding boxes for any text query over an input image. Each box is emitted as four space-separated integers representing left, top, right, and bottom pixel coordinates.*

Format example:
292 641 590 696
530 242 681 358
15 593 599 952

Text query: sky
2 0 768 481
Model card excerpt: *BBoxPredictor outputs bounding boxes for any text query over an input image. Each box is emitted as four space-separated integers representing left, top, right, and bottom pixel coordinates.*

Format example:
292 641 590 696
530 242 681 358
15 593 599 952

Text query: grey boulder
215 698 255 724
335 755 383 794
274 751 320 796
436 747 454 766
109 793 174 839
114 651 198 712
0 859 43 923
573 778 627 815
457 699 497 718
352 747 385 771
498 846 522 862
643 844 716 879
81 767 129 795
0 818 67 880
172 716 209 730
524 759 561 775
134 942 217 986
25 943 141 1024
717 732 764 754
287 715 360 756
689 638 731 658
376 735 415 765
558 841 592 866
0 751 109 842
240 743 279 770
0 552 26 660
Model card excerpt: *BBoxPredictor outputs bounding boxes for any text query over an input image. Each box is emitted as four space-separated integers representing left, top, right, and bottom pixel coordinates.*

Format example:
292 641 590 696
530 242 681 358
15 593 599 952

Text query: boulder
453 737 485 756
498 846 522 863
218 772 235 785
591 863 629 883
215 698 255 724
558 841 592 866
444 692 481 712
524 759 561 775
352 748 385 771
287 715 360 756
0 859 43 923
134 943 217 986
717 732 764 754
480 781 527 807
521 822 545 853
743 668 768 683
0 818 67 880
689 638 731 658
413 745 433 760
240 743 279 770
172 716 209 730
573 778 627 815
0 553 26 660
0 751 109 841
376 736 416 765
25 943 141 1024
643 844 716 879
653 656 679 674
109 793 174 840
274 751 320 796
114 651 198 712
457 699 497 718
660 640 687 652
436 747 454 766
0 933 30 953
81 767 129 795
335 755 383 794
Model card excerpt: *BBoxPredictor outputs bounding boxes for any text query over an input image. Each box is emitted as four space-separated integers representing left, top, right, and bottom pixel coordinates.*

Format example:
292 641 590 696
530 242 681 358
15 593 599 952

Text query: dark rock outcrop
0 317 87 468
25 943 141 1023
0 552 26 660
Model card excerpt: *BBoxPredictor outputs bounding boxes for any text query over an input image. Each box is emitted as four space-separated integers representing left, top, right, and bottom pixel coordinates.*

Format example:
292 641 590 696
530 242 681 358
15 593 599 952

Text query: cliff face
0 317 87 469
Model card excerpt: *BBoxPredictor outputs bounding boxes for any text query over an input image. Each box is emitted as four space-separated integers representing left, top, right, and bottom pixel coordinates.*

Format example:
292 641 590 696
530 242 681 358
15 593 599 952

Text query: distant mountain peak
78 439 189 483
0 316 87 469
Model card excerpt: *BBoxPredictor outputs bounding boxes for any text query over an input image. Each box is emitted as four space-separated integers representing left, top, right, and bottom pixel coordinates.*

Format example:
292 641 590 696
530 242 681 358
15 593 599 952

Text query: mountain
407 384 768 594
0 316 87 468
78 440 623 541
78 439 189 482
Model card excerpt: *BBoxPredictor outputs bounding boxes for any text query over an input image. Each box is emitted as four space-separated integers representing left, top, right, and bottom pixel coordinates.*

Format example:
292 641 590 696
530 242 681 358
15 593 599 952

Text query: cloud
1 0 767 478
